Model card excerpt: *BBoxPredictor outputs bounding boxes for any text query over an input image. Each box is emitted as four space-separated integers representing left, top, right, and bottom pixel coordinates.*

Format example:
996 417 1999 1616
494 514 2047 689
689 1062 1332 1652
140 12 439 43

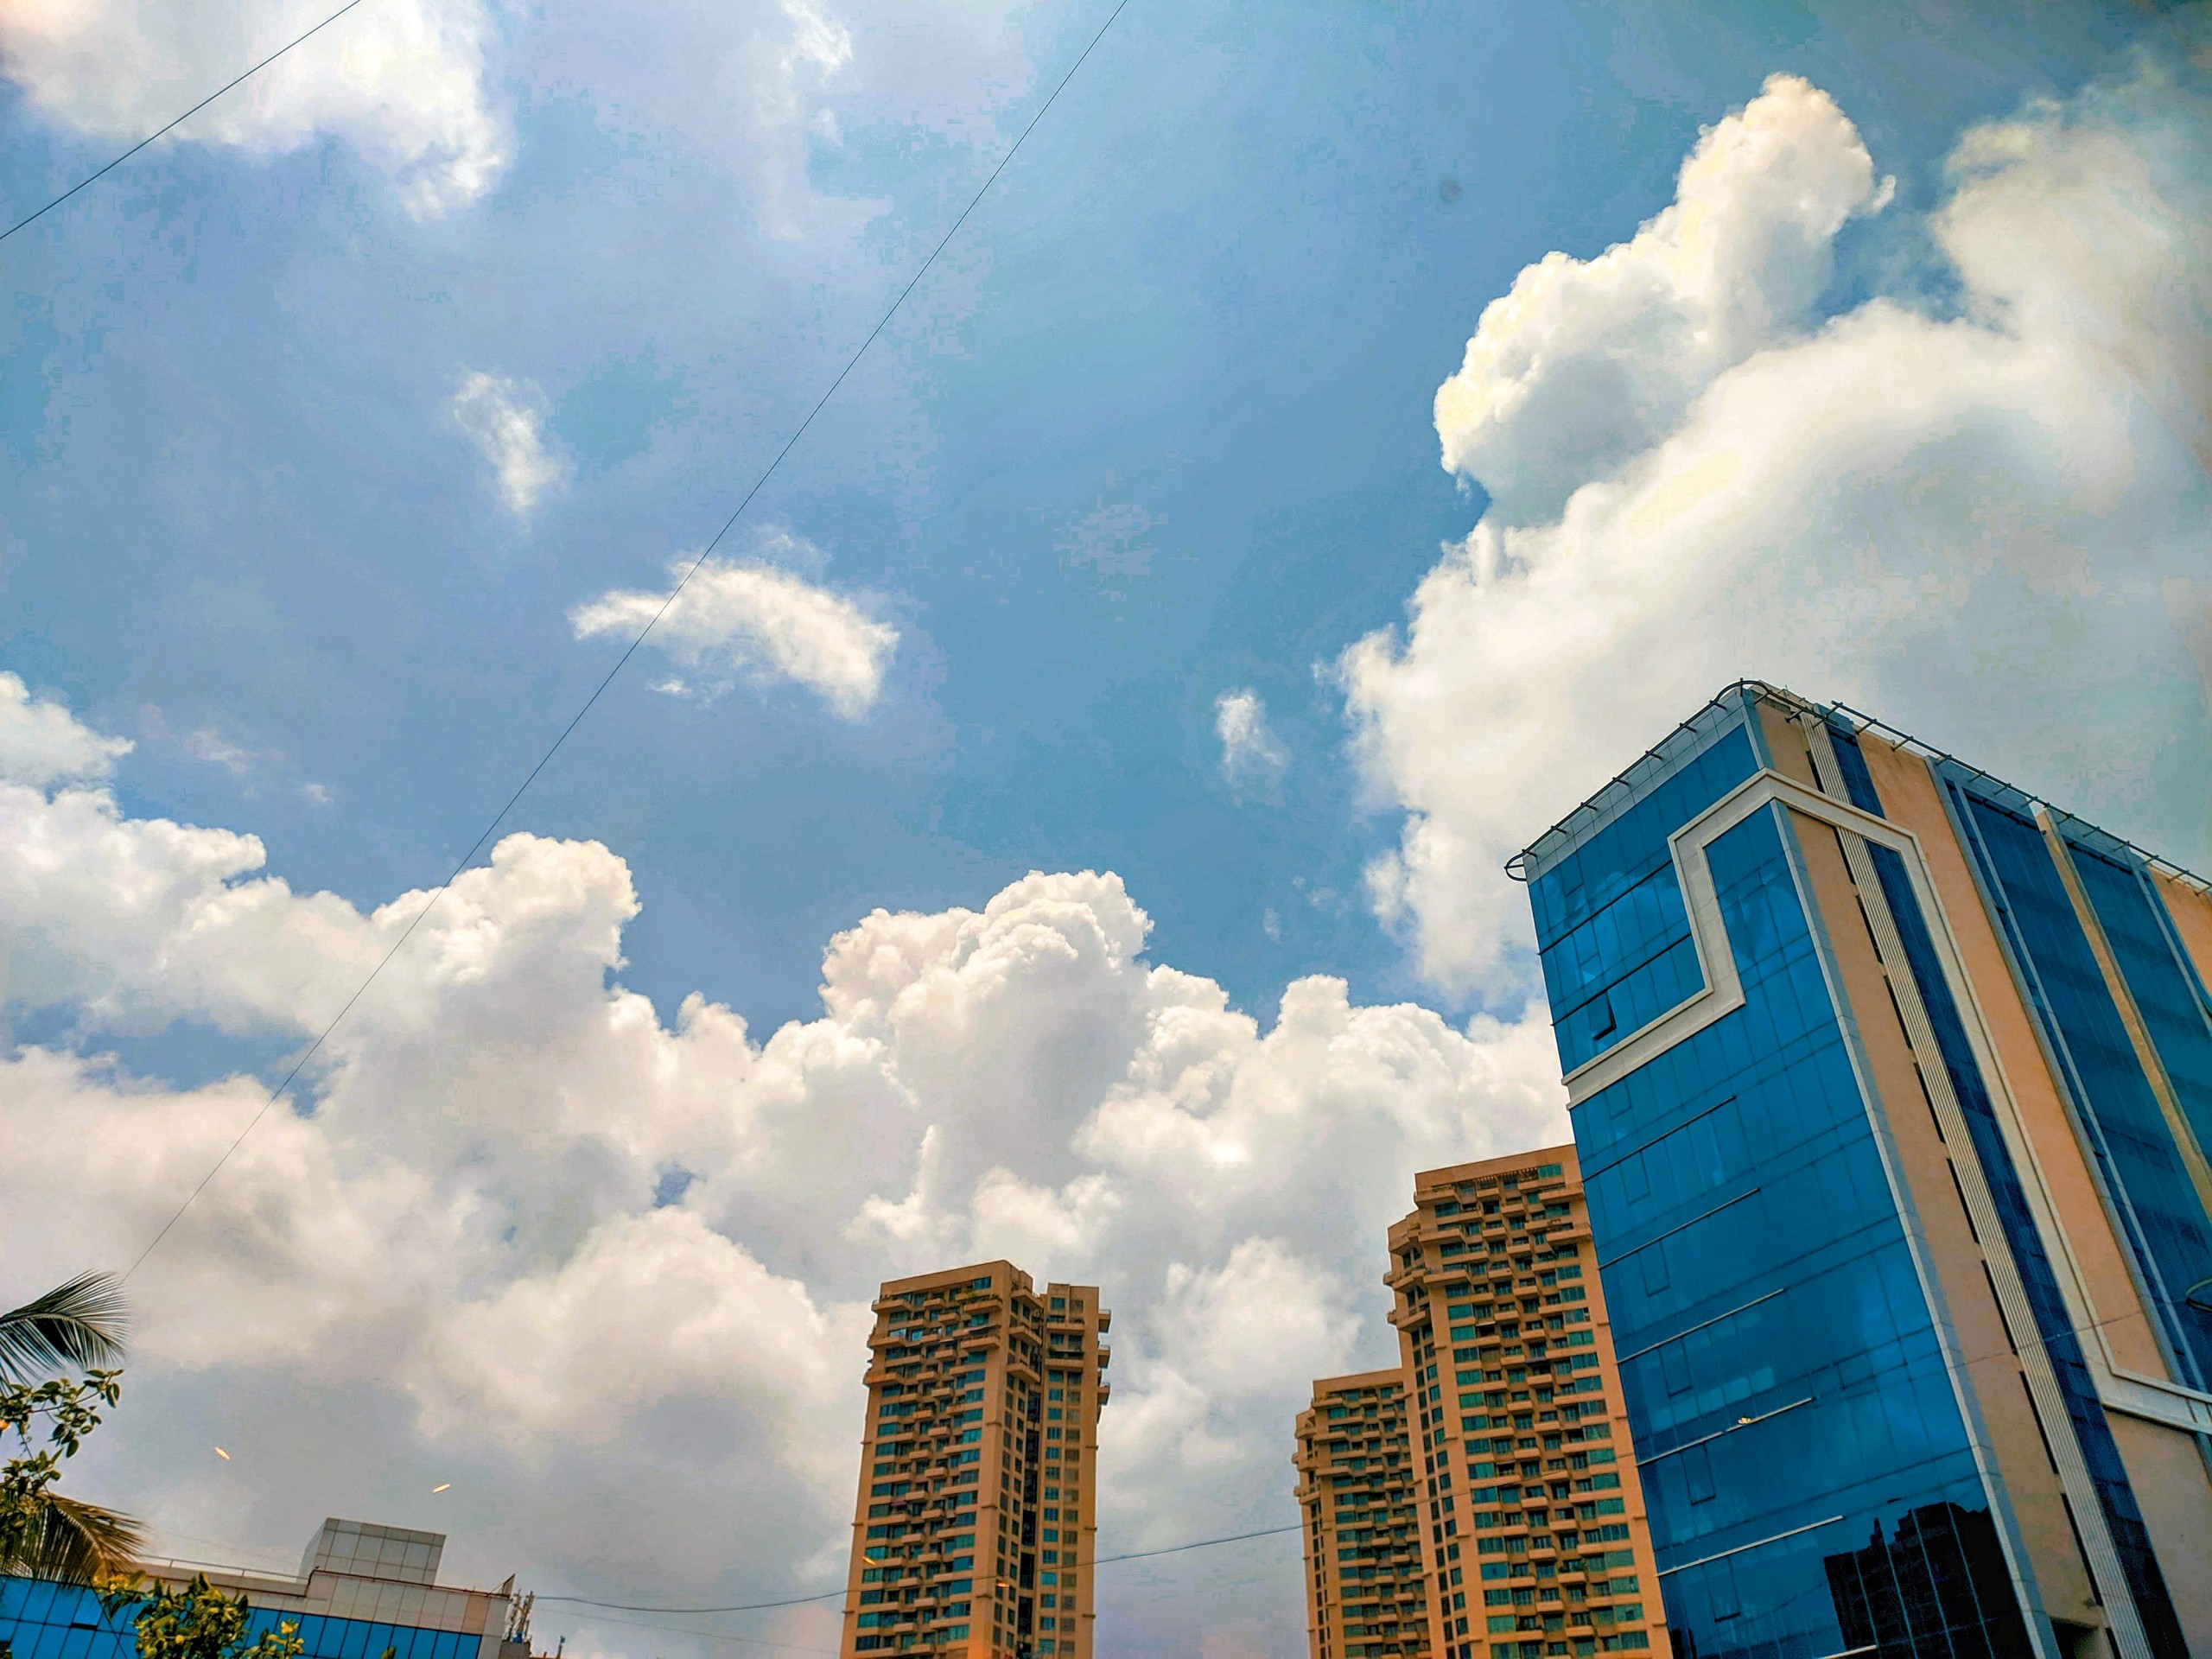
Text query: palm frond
0 1275 129 1382
0 1492 144 1583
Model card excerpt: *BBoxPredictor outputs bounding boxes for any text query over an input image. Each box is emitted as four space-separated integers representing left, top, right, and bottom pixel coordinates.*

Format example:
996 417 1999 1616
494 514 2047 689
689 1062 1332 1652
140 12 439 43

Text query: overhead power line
118 0 1135 1282
534 1520 1301 1617
0 0 376 245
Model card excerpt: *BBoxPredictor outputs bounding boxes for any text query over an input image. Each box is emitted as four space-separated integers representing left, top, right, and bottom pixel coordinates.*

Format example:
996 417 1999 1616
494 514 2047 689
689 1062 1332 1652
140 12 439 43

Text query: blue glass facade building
1 1520 528 1659
1513 685 2212 1659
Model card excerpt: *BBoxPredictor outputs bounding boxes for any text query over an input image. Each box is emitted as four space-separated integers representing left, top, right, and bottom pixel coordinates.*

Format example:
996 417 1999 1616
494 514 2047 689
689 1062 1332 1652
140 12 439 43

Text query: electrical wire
117 0 1135 1284
538 1611 837 1659
538 1590 843 1616
1093 1523 1301 1566
0 0 377 245
536 1518 1301 1625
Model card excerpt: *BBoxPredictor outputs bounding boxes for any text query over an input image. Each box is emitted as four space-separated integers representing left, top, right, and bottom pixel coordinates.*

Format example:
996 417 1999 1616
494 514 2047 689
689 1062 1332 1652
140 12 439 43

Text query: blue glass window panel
1552 936 1706 1074
1529 726 1757 949
2071 841 2212 1242
1932 783 2194 1658
1683 1443 1715 1504
1540 863 1689 1019
1960 791 2212 1391
1819 725 2190 1659
1565 804 2023 1658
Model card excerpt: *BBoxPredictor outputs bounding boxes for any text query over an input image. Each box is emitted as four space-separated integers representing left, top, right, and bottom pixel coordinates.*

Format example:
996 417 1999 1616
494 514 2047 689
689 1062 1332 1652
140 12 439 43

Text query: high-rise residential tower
1388 1149 1667 1659
1294 1370 1431 1659
1511 682 2212 1659
842 1262 1109 1659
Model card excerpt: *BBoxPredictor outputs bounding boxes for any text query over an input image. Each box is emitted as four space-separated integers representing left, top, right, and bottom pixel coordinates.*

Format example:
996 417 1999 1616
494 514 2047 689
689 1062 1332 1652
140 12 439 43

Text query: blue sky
3 2 2209 1655
5 0 2183 1038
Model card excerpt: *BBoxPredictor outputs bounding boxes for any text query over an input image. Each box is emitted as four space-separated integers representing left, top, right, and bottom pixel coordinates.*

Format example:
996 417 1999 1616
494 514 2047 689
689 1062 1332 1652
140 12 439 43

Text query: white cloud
182 728 257 775
1213 688 1287 797
745 0 857 238
451 372 568 520
0 683 1564 1649
0 671 130 785
570 544 899 719
1152 1238 1360 1397
1346 63 2212 991
0 0 508 215
1434 75 1889 528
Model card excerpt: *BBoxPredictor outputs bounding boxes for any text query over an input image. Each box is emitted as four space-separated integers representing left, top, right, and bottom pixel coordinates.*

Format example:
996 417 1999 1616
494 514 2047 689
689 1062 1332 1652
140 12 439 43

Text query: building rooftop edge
1306 1368 1411 1396
1506 679 2208 895
129 1554 513 1604
874 1259 1026 1294
1413 1144 1576 1186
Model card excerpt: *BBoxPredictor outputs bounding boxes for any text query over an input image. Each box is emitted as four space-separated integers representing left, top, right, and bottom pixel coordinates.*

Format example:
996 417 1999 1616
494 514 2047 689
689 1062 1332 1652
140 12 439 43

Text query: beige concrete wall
1858 740 2172 1382
1783 798 2101 1625
2106 1413 2212 1649
2149 868 2212 1003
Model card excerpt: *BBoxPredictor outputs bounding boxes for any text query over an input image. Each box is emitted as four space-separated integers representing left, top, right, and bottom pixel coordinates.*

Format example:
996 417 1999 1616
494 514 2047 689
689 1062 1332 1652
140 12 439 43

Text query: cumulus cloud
0 0 508 214
451 372 568 519
1434 75 1890 527
0 671 130 785
0 681 1565 1650
1213 688 1288 797
570 543 899 718
1346 63 2212 990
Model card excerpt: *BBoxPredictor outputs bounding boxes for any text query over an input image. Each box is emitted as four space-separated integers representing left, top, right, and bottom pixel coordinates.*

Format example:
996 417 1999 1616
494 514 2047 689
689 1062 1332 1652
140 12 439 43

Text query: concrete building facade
1294 1369 1430 1659
1511 681 2212 1659
841 1262 1109 1659
1388 1149 1667 1659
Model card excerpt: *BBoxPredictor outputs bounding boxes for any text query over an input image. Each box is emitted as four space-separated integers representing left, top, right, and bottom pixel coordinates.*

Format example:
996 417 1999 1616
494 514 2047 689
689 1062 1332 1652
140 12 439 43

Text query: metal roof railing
1506 681 2208 899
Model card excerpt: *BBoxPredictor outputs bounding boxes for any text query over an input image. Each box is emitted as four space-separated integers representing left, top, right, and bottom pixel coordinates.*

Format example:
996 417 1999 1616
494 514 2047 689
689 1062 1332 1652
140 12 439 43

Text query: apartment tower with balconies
1387 1147 1666 1659
841 1262 1110 1659
1294 1370 1432 1659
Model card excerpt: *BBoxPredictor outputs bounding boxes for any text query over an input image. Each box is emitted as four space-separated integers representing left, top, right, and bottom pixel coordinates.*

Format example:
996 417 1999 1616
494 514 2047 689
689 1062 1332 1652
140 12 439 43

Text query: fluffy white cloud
570 541 899 718
1434 75 1889 528
0 682 1564 1651
0 671 130 785
1347 62 2212 990
451 372 568 519
1213 688 1288 797
0 0 508 214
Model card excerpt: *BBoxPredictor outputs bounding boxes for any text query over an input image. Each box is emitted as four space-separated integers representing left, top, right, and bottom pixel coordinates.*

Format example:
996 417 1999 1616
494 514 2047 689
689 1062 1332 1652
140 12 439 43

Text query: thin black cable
119 0 1134 1284
539 1590 843 1616
537 1519 1299 1617
0 0 376 245
1093 1523 1301 1566
538 1609 836 1659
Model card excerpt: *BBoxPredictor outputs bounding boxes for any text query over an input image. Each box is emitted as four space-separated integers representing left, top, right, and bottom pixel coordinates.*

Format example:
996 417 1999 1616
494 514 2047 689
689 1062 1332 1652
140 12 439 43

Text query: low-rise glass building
1 1519 531 1659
